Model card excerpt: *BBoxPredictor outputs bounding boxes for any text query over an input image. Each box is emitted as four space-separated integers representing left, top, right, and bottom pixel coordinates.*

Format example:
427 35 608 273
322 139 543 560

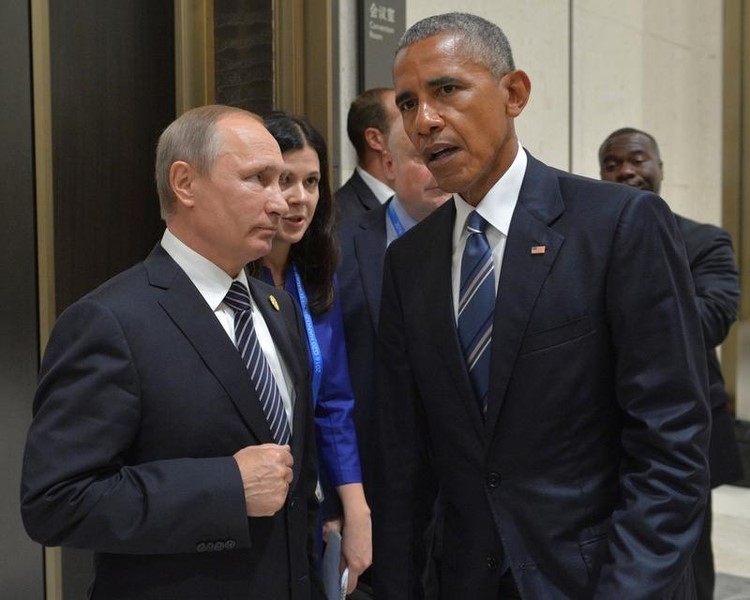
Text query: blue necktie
224 281 291 445
458 211 495 415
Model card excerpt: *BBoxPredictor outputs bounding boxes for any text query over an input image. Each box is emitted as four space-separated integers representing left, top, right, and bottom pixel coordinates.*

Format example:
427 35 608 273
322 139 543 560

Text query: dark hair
398 13 514 79
346 88 395 160
599 127 661 164
260 112 338 315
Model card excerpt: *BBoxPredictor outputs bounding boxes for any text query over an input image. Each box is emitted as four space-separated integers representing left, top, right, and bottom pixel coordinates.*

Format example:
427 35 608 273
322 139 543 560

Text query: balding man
21 105 323 600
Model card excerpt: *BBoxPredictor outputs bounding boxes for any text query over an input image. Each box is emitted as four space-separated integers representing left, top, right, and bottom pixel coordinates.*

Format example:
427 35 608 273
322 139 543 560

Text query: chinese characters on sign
360 0 405 89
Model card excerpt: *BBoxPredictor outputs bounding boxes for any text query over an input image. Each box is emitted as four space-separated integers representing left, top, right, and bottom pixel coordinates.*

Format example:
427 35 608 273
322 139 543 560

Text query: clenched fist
233 444 294 516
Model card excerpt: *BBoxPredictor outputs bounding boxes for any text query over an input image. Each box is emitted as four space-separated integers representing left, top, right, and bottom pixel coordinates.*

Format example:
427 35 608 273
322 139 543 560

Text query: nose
284 180 306 206
413 100 443 136
616 162 637 182
267 181 287 217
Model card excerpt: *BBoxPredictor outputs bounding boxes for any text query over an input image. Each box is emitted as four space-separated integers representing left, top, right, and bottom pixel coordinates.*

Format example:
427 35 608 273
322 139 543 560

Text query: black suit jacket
337 202 389 492
21 244 320 600
335 170 382 222
373 153 710 599
676 214 743 487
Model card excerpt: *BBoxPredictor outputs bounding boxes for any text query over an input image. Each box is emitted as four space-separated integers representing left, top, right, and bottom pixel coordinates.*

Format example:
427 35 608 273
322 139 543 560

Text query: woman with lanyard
253 112 371 593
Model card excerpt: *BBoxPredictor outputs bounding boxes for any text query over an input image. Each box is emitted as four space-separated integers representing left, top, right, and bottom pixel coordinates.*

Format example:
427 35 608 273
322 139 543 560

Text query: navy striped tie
458 211 495 415
224 281 291 444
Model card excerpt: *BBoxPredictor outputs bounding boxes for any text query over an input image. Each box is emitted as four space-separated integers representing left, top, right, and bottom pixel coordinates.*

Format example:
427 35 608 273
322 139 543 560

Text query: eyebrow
395 76 462 106
426 75 462 88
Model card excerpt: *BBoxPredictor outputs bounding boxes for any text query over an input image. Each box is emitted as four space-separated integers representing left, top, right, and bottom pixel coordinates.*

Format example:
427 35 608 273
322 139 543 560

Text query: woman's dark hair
260 111 338 315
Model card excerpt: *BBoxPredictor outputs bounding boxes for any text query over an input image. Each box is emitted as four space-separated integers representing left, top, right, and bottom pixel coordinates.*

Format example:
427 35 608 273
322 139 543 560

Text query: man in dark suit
21 105 322 599
373 13 711 599
335 88 400 221
599 127 744 600
338 114 450 493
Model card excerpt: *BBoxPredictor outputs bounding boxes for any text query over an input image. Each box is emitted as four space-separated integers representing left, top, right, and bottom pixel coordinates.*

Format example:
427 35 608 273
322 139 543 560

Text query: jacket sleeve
687 225 739 348
20 298 251 554
594 193 711 598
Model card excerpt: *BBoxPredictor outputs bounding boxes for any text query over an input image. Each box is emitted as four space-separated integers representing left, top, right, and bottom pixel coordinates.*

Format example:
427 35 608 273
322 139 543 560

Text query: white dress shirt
161 229 294 430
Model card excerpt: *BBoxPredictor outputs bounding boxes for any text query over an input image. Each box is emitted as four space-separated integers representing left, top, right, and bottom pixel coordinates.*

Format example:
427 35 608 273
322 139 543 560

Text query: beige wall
402 0 724 225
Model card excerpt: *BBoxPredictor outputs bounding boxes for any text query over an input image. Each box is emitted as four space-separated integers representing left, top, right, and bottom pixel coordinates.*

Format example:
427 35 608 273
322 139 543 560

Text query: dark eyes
398 99 417 112
398 84 459 112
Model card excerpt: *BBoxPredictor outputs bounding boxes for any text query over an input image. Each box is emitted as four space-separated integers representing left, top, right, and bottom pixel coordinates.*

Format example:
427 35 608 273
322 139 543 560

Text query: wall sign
360 0 405 90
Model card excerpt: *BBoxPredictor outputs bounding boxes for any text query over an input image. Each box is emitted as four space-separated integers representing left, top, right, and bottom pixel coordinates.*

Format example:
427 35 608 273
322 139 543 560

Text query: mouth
283 215 306 225
424 144 459 165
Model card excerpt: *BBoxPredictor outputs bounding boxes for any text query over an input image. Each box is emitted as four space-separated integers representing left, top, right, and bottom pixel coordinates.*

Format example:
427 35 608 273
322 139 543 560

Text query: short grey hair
154 104 259 219
397 12 515 79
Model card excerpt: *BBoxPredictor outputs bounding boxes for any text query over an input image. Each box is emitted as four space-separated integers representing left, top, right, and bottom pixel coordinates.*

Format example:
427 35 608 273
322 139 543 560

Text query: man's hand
233 444 293 516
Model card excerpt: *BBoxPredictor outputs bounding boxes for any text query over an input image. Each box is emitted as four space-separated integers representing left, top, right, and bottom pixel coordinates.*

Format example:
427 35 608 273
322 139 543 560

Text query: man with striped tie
21 105 323 599
373 12 710 600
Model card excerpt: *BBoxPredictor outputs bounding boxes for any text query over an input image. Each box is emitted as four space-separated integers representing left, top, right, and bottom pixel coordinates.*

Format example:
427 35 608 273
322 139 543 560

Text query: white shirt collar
452 143 527 246
356 166 394 204
160 228 249 310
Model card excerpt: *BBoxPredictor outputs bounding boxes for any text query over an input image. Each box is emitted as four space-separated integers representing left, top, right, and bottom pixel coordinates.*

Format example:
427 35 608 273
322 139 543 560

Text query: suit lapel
354 203 388 330
483 154 565 432
145 246 274 444
352 170 382 211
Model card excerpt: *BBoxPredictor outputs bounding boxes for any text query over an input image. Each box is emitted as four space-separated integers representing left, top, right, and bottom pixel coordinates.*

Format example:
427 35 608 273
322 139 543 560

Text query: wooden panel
50 0 175 314
0 0 45 595
214 0 273 114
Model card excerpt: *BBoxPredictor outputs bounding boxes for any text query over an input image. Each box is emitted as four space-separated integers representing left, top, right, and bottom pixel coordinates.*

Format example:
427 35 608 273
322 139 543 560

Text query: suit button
214 541 225 552
486 472 501 488
196 542 207 553
486 555 498 569
225 539 237 550
205 542 215 552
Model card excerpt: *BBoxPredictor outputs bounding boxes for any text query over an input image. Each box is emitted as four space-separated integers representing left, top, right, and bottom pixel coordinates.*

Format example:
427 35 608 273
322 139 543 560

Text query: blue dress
260 266 362 494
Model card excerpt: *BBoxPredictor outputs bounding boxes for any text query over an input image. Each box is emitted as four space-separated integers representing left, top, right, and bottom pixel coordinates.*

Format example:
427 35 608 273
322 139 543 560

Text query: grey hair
397 12 515 78
154 104 259 219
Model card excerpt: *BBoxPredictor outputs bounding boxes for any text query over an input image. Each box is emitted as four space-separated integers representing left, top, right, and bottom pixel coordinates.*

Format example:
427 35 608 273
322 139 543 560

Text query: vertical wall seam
568 0 574 173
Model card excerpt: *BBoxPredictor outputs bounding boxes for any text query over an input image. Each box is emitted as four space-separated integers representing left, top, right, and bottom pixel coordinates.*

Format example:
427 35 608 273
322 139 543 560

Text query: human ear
169 161 196 208
504 70 531 118
364 127 387 153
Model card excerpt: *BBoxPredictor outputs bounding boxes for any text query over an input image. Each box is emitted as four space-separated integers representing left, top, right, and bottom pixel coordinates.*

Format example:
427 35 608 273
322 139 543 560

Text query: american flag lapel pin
531 245 547 255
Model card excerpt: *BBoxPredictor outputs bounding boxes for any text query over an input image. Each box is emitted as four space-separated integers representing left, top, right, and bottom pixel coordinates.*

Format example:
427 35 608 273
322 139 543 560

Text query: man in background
335 87 400 221
600 127 744 599
21 105 322 599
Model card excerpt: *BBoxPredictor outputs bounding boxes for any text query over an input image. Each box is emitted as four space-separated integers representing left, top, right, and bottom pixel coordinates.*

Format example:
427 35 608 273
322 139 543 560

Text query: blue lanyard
387 202 406 238
292 264 323 407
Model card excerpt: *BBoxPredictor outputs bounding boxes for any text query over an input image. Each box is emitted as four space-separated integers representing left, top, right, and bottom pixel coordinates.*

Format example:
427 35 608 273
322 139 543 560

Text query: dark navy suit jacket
337 202 389 492
335 170 382 223
21 244 321 600
373 153 710 600
676 214 743 487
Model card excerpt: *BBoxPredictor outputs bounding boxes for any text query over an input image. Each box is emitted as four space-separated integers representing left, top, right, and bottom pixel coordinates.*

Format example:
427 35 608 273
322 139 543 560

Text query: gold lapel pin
269 295 280 312
531 245 547 255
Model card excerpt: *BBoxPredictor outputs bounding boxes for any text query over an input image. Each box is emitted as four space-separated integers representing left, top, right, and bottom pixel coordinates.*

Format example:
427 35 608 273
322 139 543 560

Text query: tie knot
224 281 252 313
466 211 489 235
